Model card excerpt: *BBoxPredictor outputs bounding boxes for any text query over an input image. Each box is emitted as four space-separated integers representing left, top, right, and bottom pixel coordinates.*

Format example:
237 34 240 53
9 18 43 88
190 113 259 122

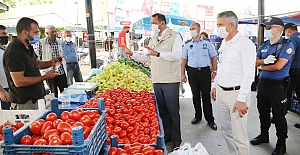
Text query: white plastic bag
168 142 209 155
193 142 209 155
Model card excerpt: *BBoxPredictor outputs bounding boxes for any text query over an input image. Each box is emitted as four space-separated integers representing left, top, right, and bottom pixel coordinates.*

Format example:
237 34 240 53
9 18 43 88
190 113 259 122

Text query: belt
66 62 78 64
259 78 284 85
219 85 241 91
187 66 210 70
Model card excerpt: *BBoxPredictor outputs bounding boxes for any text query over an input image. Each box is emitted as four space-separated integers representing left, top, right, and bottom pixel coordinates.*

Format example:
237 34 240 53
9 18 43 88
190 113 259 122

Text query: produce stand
1 98 107 155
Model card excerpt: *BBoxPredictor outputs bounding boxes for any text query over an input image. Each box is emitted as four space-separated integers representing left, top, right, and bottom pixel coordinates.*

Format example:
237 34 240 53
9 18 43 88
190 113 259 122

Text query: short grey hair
64 30 72 34
217 11 238 29
191 22 201 28
45 25 56 32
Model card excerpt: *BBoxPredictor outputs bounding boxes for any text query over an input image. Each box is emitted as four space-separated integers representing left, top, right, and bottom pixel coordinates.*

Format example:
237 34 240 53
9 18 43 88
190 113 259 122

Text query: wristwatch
156 52 160 57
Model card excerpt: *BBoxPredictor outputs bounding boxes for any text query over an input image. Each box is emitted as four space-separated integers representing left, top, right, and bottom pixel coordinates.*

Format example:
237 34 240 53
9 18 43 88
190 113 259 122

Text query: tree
3 0 17 8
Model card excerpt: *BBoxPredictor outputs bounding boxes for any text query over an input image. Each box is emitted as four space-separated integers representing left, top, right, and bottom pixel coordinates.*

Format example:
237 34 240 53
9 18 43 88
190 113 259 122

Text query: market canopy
238 11 300 25
133 14 195 31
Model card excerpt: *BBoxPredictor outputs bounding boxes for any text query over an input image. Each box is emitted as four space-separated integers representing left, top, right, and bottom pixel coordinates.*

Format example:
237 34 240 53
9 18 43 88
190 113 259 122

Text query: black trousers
187 67 214 123
153 83 181 146
46 74 68 98
287 69 300 109
257 79 288 147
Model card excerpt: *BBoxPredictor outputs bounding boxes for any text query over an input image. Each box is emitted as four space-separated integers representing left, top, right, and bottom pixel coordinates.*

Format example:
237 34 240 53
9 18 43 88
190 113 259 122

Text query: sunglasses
265 25 281 30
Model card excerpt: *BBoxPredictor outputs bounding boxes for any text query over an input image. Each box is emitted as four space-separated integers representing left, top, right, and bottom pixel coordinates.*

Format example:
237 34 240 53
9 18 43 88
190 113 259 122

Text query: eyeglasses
265 25 280 30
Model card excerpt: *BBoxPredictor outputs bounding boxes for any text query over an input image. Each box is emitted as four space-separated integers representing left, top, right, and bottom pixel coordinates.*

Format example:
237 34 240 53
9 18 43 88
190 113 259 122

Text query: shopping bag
193 142 209 155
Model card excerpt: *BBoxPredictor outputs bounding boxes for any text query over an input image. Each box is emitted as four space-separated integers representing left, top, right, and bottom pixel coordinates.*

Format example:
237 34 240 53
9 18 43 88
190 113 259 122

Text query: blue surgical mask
27 31 40 44
264 30 274 40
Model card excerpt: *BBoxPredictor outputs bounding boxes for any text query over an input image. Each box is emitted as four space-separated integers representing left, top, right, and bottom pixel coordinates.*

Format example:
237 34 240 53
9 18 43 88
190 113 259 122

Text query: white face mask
66 37 71 42
264 30 274 40
151 24 160 34
217 26 229 38
190 30 198 38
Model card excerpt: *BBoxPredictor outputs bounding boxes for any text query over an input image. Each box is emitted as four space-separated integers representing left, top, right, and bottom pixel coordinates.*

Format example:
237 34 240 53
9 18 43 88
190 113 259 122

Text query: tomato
106 117 114 124
107 108 115 116
79 115 92 126
69 110 81 121
29 121 42 135
106 127 112 136
128 119 136 126
91 110 99 115
49 138 63 145
119 130 127 139
34 139 48 145
72 122 84 128
37 119 46 126
76 109 85 117
124 144 131 151
12 127 17 132
84 110 95 119
95 114 101 119
40 121 53 134
108 147 118 155
149 138 156 144
142 146 155 155
130 137 139 143
48 135 60 141
14 122 24 130
144 128 150 135
60 111 70 121
83 126 91 140
113 113 121 120
121 108 129 114
53 119 63 129
32 135 42 143
0 134 3 141
113 127 122 134
44 129 60 141
91 118 98 126
57 122 71 133
3 121 13 127
118 138 124 144
127 147 140 155
154 149 164 155
0 125 3 134
113 120 121 126
120 122 129 130
60 132 72 145
126 126 134 133
19 135 33 145
46 113 58 122
65 119 75 125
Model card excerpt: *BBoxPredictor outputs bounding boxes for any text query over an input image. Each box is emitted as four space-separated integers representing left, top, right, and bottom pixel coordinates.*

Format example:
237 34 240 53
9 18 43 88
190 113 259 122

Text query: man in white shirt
210 11 256 155
122 13 182 151
0 25 10 110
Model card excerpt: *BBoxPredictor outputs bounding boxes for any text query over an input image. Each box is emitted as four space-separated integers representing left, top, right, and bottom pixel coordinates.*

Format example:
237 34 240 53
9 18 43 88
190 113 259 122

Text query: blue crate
291 98 300 113
2 98 107 155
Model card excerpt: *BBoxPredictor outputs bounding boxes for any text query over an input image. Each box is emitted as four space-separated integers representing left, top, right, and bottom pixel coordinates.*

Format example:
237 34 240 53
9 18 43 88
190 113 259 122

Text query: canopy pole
257 0 265 48
85 0 97 68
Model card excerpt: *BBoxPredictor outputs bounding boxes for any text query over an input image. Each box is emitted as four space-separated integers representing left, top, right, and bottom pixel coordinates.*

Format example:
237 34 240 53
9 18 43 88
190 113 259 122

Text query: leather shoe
294 123 300 129
191 118 201 124
272 146 286 155
172 145 180 152
250 135 269 145
208 122 217 130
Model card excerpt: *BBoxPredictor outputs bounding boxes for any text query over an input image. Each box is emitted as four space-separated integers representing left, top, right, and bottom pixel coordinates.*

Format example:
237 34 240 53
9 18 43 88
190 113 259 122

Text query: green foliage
94 25 107 29
28 0 54 5
3 0 16 8
39 27 45 39
56 27 70 32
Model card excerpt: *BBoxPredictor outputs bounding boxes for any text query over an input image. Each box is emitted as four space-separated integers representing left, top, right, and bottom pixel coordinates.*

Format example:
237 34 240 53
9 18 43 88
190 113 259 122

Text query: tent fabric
238 11 300 25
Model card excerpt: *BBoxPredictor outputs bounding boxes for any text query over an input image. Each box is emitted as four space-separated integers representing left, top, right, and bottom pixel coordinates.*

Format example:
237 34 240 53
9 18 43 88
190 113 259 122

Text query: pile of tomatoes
0 121 24 141
19 109 101 147
109 143 164 155
80 87 161 144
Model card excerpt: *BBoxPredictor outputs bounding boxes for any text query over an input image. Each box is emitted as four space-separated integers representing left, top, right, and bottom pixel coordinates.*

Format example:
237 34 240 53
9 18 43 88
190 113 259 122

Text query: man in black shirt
2 17 60 110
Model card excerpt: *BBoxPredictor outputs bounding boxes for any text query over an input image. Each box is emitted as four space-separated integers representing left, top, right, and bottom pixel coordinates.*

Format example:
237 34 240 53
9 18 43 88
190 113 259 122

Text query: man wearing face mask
36 25 68 97
181 22 217 129
118 26 130 58
251 17 294 155
2 17 59 111
0 25 10 110
210 11 256 155
62 30 83 86
283 23 300 129
122 13 183 151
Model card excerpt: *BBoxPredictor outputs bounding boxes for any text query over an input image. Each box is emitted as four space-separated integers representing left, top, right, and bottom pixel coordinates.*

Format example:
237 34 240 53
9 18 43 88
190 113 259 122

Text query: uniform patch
286 48 292 54
203 44 207 49
276 44 282 50
189 45 193 49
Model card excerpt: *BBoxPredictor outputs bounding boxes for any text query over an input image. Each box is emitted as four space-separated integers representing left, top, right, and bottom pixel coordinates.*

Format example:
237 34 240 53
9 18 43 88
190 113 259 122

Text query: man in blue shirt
251 17 294 155
182 22 217 130
284 23 300 129
62 30 83 86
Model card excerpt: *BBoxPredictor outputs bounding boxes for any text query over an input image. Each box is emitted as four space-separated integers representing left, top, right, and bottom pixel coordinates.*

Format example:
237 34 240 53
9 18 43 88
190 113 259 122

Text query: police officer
284 23 300 129
182 22 217 130
251 17 294 155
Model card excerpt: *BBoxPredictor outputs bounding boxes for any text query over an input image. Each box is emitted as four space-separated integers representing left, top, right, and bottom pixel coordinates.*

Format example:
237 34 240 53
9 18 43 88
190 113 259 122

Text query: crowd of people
0 10 299 155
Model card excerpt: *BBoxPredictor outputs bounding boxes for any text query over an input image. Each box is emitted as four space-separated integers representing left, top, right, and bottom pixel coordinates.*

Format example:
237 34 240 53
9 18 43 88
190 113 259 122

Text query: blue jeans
153 82 182 146
66 64 83 86
119 48 128 58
